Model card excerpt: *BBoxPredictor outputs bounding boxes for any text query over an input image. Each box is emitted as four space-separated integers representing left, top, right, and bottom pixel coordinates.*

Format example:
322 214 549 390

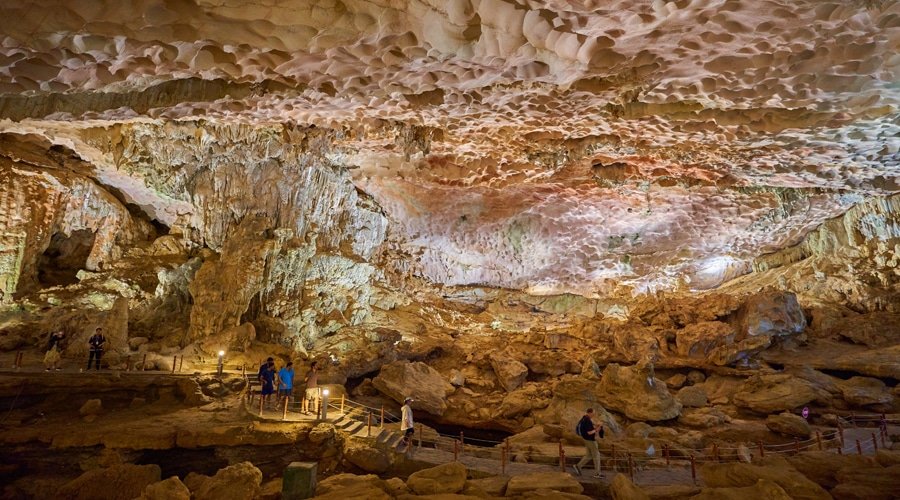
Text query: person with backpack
573 408 604 478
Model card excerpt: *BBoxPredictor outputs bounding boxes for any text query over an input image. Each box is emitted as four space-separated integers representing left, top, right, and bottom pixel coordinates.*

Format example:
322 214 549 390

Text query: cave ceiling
0 0 898 296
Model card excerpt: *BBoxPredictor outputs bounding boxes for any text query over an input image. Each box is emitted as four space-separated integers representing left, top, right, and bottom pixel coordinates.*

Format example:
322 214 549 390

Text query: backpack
575 418 604 439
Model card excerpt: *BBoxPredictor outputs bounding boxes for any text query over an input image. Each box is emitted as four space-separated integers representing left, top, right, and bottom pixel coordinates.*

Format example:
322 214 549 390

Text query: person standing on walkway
573 408 603 478
278 361 294 404
44 330 65 371
86 328 106 370
258 357 276 407
399 397 415 452
302 361 319 415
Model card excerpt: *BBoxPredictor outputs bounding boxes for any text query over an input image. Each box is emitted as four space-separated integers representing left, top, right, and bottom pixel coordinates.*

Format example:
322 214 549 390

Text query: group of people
257 358 320 414
41 327 107 371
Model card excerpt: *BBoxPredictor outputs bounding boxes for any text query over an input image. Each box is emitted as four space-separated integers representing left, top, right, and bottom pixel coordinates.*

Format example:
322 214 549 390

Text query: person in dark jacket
87 328 105 370
573 408 604 477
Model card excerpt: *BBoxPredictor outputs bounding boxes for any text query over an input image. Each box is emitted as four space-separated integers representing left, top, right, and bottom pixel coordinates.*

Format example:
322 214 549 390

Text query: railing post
794 439 800 455
241 365 245 377
628 453 634 481
282 397 289 420
872 432 878 452
850 413 855 426
141 354 147 371
172 356 177 373
367 411 372 437
690 455 696 484
126 355 132 371
340 394 345 414
838 444 843 455
714 443 720 462
460 431 465 456
501 441 507 475
611 444 617 471
856 439 862 455
558 440 565 472
178 356 184 372
454 439 460 461
664 443 670 467
259 395 264 415
758 441 765 458
381 405 385 428
837 421 844 445
816 431 823 451
417 423 422 449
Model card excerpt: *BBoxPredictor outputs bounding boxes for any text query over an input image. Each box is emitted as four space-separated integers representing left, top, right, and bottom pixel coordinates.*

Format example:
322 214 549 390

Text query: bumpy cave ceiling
0 0 898 296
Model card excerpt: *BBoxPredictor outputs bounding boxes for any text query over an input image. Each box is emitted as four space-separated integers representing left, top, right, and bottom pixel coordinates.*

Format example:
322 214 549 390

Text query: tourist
399 397 414 452
573 408 603 478
43 330 65 371
278 361 294 403
258 357 276 407
302 360 319 415
86 327 106 370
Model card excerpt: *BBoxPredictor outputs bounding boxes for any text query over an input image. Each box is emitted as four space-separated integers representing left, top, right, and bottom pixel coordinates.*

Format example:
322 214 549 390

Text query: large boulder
708 336 773 366
691 479 792 500
834 465 900 499
406 462 467 495
766 412 811 439
186 462 262 500
57 464 161 500
839 377 893 407
596 363 682 421
699 458 831 500
373 361 454 416
505 472 583 496
786 452 877 489
736 291 806 339
676 385 708 408
610 473 650 500
490 350 530 392
139 477 191 500
733 374 821 413
314 474 391 500
679 407 727 428
343 441 390 473
674 321 735 358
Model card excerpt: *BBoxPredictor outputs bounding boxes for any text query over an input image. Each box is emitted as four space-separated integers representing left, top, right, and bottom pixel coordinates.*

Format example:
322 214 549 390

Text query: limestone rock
707 336 773 367
406 462 467 495
676 385 707 408
834 465 900 499
314 474 391 500
308 424 336 444
699 459 831 500
343 440 390 473
188 462 262 500
786 452 877 489
464 476 509 497
679 407 727 428
490 350 529 392
839 377 893 407
57 464 161 500
610 473 650 500
505 472 583 496
766 412 811 439
690 479 792 500
535 377 620 443
373 361 453 416
736 291 806 339
674 321 734 358
686 371 706 385
665 374 686 390
596 364 681 421
733 374 820 414
139 476 191 500
79 399 102 416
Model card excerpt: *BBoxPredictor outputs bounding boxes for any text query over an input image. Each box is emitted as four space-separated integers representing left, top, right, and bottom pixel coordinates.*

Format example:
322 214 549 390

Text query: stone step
344 420 364 434
385 433 404 450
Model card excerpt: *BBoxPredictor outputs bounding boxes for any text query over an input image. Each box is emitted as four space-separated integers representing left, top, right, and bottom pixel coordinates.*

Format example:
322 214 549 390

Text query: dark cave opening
36 230 96 287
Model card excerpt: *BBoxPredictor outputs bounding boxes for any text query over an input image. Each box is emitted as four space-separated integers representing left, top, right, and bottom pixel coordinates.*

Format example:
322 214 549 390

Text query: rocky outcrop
610 473 650 500
489 350 529 392
505 472 584 496
343 440 390 474
372 361 454 416
314 474 391 500
735 291 806 339
733 374 821 414
699 459 831 500
406 462 467 495
766 412 811 439
596 364 681 421
839 377 893 407
184 462 263 500
675 321 735 358
139 477 191 500
57 464 161 500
